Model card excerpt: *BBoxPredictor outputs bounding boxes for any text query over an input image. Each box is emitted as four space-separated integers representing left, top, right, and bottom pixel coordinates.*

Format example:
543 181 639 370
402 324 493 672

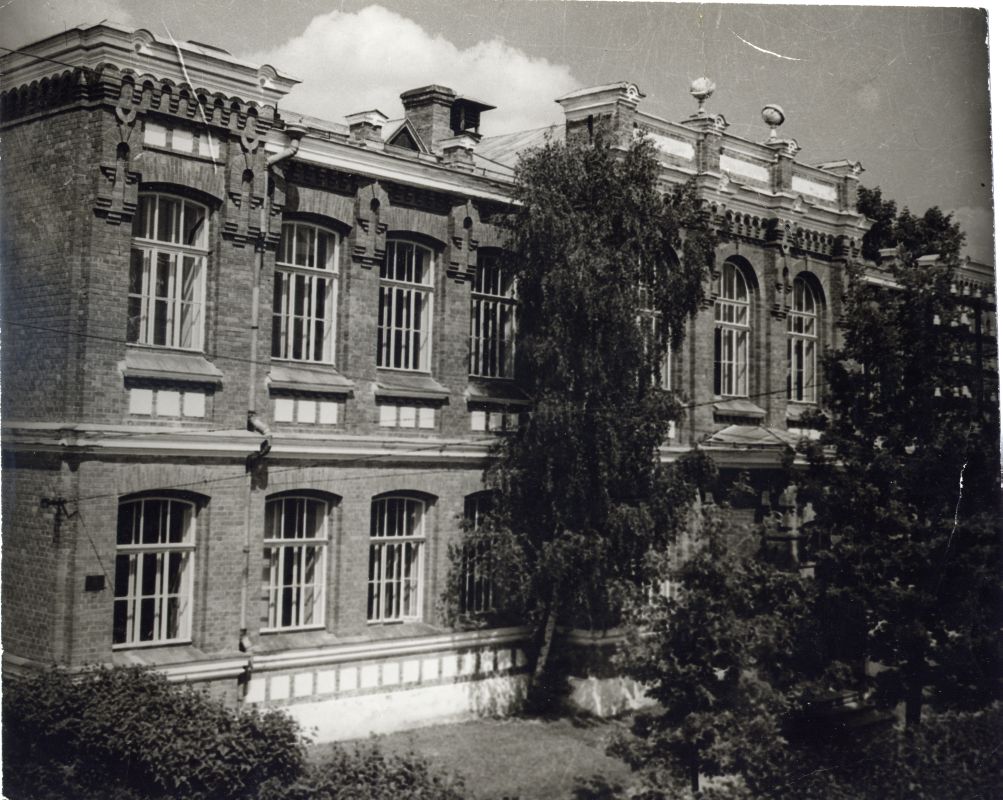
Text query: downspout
239 123 307 674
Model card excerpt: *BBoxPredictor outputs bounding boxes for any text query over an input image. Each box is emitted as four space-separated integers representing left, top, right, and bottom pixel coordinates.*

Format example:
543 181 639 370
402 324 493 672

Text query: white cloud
0 0 135 49
242 5 578 136
950 205 995 265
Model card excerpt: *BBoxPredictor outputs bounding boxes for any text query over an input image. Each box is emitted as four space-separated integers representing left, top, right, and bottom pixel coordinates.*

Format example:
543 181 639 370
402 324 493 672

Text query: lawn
341 715 636 800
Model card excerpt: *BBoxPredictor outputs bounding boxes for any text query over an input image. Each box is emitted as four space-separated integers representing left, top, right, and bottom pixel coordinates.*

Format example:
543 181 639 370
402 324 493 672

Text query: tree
801 187 1001 727
468 125 716 704
613 510 807 796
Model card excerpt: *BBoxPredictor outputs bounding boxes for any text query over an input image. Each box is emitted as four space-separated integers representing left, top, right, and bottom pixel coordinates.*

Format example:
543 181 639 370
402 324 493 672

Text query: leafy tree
800 187 1001 727
612 508 828 796
468 125 716 703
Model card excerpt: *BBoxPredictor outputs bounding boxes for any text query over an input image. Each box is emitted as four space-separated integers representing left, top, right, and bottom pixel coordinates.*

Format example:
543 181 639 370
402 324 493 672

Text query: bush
3 666 465 800
3 666 305 800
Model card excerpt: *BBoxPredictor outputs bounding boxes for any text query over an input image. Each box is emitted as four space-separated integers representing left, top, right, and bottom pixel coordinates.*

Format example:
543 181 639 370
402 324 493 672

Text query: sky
1 1 995 263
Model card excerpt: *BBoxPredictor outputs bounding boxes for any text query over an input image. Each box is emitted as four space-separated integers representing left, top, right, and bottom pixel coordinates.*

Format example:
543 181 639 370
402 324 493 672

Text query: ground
339 715 636 799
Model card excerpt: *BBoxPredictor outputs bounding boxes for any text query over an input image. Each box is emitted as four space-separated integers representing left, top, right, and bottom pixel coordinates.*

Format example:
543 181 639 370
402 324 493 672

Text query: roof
478 125 564 169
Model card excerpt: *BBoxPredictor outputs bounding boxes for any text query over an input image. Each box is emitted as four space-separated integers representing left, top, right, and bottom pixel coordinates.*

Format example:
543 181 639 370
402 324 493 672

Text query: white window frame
113 496 195 647
787 277 818 403
129 193 208 351
460 494 494 616
262 495 329 632
638 282 672 390
367 496 426 623
470 253 516 378
272 222 340 364
377 241 434 371
714 262 750 397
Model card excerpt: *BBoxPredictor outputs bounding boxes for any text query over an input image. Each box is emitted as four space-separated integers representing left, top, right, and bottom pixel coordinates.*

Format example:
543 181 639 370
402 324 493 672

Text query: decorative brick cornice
351 179 390 268
446 199 480 282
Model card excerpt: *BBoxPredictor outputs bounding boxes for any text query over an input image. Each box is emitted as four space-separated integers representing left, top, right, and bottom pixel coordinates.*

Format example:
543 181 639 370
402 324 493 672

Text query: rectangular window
368 497 425 623
263 496 328 631
129 194 208 351
113 497 195 646
272 223 339 364
377 241 433 371
470 254 516 378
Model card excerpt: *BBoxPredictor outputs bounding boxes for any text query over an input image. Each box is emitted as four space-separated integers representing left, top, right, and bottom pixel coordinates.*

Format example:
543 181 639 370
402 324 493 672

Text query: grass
343 714 636 800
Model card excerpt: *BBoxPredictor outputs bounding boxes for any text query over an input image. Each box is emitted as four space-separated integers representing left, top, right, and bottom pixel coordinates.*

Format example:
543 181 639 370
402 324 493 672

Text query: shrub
4 665 306 800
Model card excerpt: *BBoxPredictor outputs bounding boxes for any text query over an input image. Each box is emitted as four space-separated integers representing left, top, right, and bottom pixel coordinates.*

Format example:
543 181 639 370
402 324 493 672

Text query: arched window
113 495 196 646
459 493 494 615
714 261 750 397
470 251 516 378
263 494 329 631
787 277 819 403
272 222 340 364
377 240 434 371
368 496 426 622
129 193 208 350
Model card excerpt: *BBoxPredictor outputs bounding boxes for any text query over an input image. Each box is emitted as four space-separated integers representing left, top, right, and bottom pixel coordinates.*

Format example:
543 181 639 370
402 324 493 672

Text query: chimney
400 85 457 151
440 133 477 167
346 109 388 143
400 85 495 151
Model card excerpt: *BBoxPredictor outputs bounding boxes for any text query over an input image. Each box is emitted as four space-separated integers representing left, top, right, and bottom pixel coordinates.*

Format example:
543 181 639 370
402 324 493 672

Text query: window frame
367 495 427 623
638 282 673 391
714 261 751 398
272 221 341 365
459 493 495 616
128 192 209 351
377 240 435 372
113 495 196 648
787 276 819 404
262 494 330 632
469 252 517 379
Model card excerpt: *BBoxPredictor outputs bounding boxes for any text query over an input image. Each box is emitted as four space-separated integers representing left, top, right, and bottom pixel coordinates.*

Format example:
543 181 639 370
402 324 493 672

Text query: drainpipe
239 123 307 672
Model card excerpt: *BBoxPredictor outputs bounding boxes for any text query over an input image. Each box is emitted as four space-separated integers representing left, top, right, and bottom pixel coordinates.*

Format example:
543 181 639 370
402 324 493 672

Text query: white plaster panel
318 400 339 424
157 390 180 417
340 666 358 691
460 651 477 676
720 154 770 183
270 674 291 701
316 669 336 695
383 661 400 686
360 663 380 689
648 131 695 162
440 654 458 679
497 648 513 670
128 388 153 415
182 391 205 418
274 397 294 422
421 657 440 682
515 649 528 668
479 648 496 673
294 672 313 698
245 677 266 704
402 659 421 683
792 175 838 202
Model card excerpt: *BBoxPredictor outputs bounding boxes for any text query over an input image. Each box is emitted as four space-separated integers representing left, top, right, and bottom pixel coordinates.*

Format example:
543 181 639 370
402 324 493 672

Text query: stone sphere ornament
689 77 716 114
762 103 786 140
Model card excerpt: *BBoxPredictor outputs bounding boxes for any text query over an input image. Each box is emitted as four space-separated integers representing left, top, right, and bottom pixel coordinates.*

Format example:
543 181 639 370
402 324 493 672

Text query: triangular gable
383 118 430 154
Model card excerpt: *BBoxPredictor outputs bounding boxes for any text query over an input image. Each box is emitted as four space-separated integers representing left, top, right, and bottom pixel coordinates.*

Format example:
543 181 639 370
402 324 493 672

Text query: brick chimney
346 109 388 143
400 85 495 152
400 85 457 151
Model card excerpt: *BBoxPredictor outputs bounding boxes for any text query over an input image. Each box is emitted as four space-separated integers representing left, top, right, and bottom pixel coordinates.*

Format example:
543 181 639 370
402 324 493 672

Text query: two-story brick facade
2 23 878 740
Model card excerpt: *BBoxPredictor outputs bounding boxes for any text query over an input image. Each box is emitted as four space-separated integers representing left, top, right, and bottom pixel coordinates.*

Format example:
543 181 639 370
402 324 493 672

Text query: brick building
2 23 900 739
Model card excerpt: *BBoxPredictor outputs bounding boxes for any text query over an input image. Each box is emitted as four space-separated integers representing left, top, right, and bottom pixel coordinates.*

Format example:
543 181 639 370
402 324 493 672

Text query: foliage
3 666 463 800
613 507 831 795
459 123 716 700
268 743 466 800
585 705 1003 799
799 187 1001 725
856 186 966 265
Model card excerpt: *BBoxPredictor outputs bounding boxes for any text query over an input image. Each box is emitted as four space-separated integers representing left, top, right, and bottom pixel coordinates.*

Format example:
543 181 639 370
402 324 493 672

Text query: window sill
122 348 223 386
465 377 530 407
268 363 355 396
375 370 450 403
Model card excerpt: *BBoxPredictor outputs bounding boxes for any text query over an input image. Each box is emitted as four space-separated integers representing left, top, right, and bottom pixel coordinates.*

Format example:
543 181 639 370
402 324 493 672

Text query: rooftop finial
689 77 716 116
761 104 785 142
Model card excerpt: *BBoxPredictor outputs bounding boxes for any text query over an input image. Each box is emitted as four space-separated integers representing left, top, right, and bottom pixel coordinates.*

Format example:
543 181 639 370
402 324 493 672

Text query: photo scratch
730 30 802 61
